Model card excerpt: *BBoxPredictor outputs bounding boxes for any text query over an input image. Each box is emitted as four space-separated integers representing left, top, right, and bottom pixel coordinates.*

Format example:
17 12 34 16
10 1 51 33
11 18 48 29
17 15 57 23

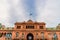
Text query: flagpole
29 12 32 20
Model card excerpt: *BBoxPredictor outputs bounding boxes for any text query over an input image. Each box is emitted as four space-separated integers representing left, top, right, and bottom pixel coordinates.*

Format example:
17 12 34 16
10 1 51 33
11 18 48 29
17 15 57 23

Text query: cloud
36 0 60 27
0 0 36 27
8 0 32 27
0 0 29 27
0 0 10 27
0 0 60 28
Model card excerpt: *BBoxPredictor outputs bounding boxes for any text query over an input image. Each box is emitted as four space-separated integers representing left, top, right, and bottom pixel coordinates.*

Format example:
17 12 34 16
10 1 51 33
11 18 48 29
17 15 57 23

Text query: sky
0 0 60 27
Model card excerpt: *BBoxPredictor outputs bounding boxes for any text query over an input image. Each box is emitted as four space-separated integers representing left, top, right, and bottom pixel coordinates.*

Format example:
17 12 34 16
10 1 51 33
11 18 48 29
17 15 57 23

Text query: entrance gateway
27 33 34 40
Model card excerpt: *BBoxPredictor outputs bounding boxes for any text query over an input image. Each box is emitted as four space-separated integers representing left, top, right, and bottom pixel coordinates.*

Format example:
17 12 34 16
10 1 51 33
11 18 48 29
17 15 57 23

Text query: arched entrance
27 33 34 40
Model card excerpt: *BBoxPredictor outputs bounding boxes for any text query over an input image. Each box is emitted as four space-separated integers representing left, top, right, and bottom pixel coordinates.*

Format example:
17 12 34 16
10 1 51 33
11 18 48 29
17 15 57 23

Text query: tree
0 23 2 29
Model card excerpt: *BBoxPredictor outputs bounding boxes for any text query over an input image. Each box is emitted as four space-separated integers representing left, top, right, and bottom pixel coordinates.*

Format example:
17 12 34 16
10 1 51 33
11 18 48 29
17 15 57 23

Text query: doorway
27 33 34 40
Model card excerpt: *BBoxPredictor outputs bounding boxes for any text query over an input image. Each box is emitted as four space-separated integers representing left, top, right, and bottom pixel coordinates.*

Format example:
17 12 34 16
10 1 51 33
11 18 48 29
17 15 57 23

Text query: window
6 33 12 38
36 33 38 38
26 26 34 29
41 32 44 39
41 32 44 36
40 26 43 29
17 26 21 29
52 33 58 40
22 33 24 38
16 32 19 37
22 33 24 35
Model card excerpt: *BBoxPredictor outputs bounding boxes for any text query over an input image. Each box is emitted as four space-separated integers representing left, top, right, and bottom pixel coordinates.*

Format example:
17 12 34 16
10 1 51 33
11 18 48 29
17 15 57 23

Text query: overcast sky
0 0 60 27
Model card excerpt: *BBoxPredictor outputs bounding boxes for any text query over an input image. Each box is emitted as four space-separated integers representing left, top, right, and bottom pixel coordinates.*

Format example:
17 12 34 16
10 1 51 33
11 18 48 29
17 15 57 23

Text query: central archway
27 33 34 40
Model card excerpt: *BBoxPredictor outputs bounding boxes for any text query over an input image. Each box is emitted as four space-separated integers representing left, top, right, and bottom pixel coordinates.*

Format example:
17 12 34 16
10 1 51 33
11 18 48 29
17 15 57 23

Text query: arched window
16 32 19 37
22 33 24 38
6 33 12 38
41 32 44 40
41 32 44 38
36 33 38 38
52 33 58 40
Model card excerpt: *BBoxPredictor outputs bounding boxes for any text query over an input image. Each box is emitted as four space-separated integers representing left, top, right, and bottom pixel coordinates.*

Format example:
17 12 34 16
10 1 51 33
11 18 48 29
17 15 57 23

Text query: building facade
0 20 60 40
